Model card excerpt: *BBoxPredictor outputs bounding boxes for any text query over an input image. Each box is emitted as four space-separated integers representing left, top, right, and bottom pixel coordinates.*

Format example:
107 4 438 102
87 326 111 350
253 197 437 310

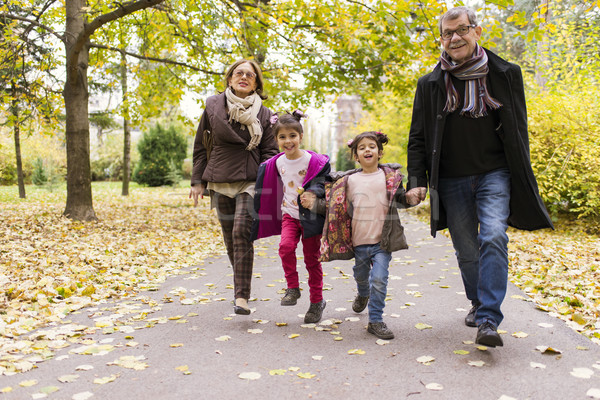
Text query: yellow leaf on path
572 313 586 325
247 329 263 334
168 315 183 320
536 345 562 354
416 356 435 365
72 392 94 400
312 355 323 360
476 345 488 351
269 369 286 376
463 340 474 345
415 323 432 330
176 365 189 372
348 349 365 355
454 350 470 355
288 367 300 371
376 339 389 346
275 322 288 327
288 334 300 339
576 346 589 350
94 374 118 384
215 335 231 341
512 331 529 338
1 387 13 393
19 380 38 387
334 336 343 341
170 343 184 348
497 329 507 334
58 375 79 383
238 372 261 380
297 372 315 379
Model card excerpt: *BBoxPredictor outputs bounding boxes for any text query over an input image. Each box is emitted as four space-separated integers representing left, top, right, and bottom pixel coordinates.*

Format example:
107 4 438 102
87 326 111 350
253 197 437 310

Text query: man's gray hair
438 6 478 33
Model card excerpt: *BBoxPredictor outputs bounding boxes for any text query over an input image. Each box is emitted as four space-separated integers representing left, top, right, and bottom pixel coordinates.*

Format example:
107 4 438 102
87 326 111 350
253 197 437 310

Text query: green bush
528 89 600 231
133 123 187 187
32 157 47 186
336 146 356 172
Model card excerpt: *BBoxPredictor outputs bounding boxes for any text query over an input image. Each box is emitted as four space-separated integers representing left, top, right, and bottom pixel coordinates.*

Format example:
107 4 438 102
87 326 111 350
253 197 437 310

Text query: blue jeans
438 168 510 327
353 243 392 323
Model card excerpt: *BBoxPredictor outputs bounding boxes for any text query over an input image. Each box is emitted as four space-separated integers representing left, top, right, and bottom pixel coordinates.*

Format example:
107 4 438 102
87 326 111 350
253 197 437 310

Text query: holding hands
300 190 317 209
405 187 427 206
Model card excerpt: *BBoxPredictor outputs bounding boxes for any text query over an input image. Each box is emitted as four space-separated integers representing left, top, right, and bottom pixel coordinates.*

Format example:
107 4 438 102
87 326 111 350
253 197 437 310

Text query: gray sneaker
304 300 326 323
281 288 301 306
352 294 369 313
367 322 395 340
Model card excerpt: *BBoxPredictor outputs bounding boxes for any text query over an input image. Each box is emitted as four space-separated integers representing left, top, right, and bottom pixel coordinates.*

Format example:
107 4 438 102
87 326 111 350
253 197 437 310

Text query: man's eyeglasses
233 70 257 80
440 24 477 40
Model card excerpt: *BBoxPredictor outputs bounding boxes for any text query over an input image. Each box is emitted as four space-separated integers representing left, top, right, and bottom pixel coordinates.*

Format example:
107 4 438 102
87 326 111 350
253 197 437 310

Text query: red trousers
279 214 323 303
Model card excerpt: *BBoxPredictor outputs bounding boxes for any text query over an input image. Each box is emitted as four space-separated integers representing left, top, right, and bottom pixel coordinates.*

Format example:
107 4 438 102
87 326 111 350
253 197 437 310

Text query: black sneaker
352 295 369 313
367 322 395 340
465 304 479 327
281 288 301 306
304 300 326 323
476 321 503 347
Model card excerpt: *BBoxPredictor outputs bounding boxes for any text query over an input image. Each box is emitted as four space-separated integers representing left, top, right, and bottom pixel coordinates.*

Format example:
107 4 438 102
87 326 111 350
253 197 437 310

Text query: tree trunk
63 0 97 221
11 86 26 199
120 49 131 196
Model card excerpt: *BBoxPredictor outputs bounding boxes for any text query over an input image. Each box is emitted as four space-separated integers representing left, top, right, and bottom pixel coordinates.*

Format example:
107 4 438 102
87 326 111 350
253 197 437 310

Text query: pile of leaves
0 185 224 373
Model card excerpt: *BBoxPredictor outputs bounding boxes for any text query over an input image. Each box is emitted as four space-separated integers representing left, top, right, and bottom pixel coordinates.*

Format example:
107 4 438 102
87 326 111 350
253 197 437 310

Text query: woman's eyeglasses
233 70 256 80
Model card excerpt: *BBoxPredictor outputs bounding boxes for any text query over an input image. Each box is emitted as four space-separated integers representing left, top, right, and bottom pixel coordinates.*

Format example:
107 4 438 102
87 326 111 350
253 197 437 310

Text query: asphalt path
2 211 600 400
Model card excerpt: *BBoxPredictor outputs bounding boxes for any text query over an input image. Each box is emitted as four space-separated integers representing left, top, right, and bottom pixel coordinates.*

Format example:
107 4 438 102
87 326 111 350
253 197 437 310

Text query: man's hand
189 184 206 207
300 191 317 209
405 187 427 206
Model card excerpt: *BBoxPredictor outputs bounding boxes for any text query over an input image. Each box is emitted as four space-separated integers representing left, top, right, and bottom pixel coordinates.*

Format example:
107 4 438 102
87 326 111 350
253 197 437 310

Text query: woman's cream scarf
225 87 263 150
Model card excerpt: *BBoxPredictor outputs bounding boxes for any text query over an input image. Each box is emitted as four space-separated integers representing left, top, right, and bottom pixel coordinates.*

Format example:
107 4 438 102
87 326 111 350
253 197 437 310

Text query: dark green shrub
32 158 47 186
336 146 356 172
133 124 187 187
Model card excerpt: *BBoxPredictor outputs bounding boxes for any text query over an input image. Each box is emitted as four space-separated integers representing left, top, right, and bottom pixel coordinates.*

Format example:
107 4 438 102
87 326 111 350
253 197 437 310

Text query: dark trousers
215 192 254 300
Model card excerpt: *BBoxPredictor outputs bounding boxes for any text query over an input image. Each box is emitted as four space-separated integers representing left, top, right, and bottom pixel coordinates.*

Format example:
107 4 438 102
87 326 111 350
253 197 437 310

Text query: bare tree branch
88 42 223 75
0 13 65 42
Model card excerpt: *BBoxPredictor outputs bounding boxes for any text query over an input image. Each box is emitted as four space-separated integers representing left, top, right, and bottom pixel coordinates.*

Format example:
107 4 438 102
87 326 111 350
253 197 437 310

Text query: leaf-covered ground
1 185 599 379
0 183 224 374
408 205 600 344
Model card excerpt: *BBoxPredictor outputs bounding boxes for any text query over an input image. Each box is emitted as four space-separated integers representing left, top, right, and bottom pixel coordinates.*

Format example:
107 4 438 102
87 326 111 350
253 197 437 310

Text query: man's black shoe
465 304 479 327
367 322 395 340
476 321 504 347
352 295 369 313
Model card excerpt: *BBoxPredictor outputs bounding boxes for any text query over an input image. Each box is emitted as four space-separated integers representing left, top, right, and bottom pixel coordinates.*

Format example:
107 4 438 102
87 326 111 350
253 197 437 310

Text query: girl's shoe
234 298 251 315
281 288 301 306
304 300 326 323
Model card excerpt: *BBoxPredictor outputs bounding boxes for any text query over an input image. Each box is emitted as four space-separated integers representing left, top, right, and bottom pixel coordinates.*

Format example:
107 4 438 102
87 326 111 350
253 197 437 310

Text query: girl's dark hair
224 59 267 100
347 131 389 158
272 110 307 136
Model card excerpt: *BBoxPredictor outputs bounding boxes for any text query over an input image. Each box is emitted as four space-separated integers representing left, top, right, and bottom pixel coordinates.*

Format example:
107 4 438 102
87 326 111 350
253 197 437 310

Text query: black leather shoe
465 304 479 327
352 295 369 313
476 321 503 347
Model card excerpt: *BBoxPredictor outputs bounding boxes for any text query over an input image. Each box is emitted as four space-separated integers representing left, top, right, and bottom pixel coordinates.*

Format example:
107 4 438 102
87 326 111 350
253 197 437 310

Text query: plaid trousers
215 192 254 300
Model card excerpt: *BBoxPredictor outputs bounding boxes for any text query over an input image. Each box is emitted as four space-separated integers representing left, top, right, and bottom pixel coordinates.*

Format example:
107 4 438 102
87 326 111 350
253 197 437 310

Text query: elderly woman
190 59 279 315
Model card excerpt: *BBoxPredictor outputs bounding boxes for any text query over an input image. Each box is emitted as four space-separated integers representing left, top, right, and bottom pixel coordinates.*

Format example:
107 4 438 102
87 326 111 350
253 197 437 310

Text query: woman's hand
300 191 317 209
189 184 206 207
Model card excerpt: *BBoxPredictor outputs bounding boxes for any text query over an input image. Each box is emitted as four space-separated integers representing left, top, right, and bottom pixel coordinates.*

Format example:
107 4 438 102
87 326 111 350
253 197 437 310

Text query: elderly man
405 6 553 347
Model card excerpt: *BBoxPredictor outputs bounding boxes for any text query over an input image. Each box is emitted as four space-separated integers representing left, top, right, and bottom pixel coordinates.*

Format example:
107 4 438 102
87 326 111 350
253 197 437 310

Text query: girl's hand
300 191 317 209
405 187 427 206
189 184 206 207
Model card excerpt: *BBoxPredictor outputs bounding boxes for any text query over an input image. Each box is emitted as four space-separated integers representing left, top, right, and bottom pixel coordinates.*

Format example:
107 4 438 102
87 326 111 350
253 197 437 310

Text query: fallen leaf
376 339 389 346
247 329 263 334
536 345 562 354
416 355 435 365
512 331 529 338
468 360 485 367
312 355 323 360
571 368 594 379
275 322 288 327
269 369 286 376
538 322 553 328
58 375 79 383
530 362 546 369
215 335 231 341
297 372 316 379
415 323 432 330
454 350 470 355
170 343 184 348
19 379 38 387
93 375 118 385
586 388 600 399
238 372 261 380
0 387 12 393
288 367 300 372
72 392 94 400
348 349 365 355
288 334 300 339
425 383 443 391
577 346 589 351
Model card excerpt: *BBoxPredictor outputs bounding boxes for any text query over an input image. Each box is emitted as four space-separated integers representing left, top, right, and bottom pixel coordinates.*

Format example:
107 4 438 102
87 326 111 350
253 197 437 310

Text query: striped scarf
440 45 502 118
